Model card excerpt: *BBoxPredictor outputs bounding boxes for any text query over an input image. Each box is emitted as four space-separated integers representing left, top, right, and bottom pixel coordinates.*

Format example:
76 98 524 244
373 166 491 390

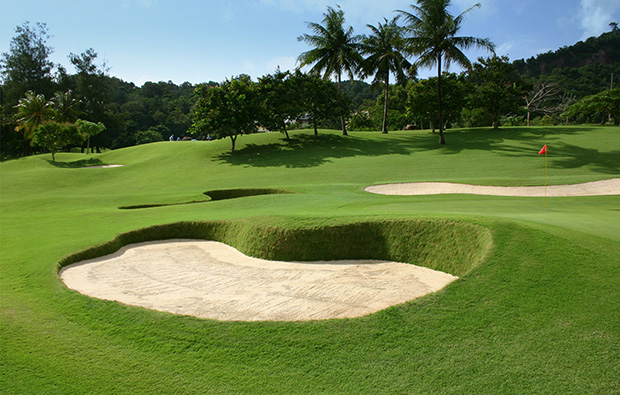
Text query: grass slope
1 126 619 394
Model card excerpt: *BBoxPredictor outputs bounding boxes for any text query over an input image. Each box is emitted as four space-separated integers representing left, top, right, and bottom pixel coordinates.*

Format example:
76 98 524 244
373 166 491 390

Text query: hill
513 30 620 97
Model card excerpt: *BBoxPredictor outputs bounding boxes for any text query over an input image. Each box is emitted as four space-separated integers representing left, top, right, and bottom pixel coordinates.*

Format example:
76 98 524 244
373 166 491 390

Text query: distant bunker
59 220 492 321
119 188 295 210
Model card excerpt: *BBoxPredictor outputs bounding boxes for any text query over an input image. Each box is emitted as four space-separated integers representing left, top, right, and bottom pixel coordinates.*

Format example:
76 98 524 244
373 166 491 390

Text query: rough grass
1 126 619 394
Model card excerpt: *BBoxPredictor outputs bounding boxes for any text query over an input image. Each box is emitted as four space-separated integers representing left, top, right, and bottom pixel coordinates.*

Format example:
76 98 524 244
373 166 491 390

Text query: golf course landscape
1 125 619 393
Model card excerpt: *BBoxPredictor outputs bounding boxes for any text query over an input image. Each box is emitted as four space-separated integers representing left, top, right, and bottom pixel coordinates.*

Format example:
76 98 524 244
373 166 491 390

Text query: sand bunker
365 178 620 197
81 164 124 168
60 239 457 321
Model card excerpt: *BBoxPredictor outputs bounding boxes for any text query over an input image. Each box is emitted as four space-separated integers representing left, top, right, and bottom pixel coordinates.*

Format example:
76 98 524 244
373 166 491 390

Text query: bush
135 129 164 145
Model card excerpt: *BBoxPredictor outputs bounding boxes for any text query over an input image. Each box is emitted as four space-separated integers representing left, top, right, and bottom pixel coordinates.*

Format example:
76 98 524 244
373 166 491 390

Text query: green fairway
1 126 619 394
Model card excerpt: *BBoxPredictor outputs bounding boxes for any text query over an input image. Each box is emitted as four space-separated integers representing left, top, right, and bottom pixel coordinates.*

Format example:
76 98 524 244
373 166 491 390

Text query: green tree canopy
289 71 350 137
407 73 467 131
32 122 83 162
0 22 55 106
562 89 620 124
468 55 526 128
76 119 106 153
257 70 302 140
191 75 261 153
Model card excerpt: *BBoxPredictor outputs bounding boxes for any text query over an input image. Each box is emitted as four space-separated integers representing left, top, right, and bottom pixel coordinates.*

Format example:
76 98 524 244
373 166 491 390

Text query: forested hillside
513 30 619 97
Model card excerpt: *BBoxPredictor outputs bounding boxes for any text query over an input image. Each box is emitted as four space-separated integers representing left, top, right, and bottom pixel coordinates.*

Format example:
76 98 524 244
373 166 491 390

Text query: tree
14 90 53 143
523 81 561 126
468 56 526 128
290 71 350 137
398 0 494 143
1 22 56 157
68 48 110 123
135 129 164 145
562 89 620 124
51 90 82 123
407 73 467 131
76 119 106 154
0 22 55 107
32 122 83 162
297 5 363 136
257 70 300 140
191 75 260 153
361 17 413 133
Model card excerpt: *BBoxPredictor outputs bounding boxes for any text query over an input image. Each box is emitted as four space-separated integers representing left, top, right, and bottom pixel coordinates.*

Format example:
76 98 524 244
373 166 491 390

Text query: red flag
538 144 547 155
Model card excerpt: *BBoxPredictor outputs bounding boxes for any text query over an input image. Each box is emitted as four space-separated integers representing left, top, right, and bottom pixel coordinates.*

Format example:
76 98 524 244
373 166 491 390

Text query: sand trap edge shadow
365 178 620 197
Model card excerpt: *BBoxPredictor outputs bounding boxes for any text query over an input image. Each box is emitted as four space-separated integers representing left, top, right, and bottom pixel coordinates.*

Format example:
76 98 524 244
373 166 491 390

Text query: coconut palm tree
297 5 363 136
51 90 82 123
398 0 494 144
14 90 53 143
361 17 413 133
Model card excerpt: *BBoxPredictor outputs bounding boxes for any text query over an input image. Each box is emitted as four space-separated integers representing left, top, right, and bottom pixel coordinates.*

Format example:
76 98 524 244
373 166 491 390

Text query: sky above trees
1 0 618 86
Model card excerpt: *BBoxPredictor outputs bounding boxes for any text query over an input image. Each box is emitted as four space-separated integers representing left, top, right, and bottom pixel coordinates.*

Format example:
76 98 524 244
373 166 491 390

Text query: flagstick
544 151 548 208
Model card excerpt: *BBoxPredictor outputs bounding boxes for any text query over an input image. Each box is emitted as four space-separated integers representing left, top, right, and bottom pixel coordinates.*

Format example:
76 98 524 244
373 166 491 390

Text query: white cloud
578 0 620 39
243 60 256 71
266 56 298 73
496 41 514 57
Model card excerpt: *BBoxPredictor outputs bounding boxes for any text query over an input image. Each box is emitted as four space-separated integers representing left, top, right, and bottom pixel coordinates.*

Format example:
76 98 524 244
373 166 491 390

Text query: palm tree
398 0 494 144
361 17 413 133
14 91 53 143
297 5 363 136
51 90 82 123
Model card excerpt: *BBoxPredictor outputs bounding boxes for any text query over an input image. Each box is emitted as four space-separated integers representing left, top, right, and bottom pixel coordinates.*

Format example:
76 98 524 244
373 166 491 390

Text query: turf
1 126 619 394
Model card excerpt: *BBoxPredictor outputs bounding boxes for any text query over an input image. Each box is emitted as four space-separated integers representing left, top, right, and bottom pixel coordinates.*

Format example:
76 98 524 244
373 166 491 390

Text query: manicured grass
1 126 619 394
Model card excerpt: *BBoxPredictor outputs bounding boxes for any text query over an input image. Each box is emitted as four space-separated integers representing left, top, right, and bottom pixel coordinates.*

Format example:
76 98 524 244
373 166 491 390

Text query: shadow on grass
119 188 295 210
215 133 415 168
46 158 106 168
215 127 608 171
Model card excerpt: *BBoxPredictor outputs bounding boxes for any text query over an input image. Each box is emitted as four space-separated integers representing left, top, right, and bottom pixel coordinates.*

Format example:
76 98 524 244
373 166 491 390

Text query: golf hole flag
539 144 548 207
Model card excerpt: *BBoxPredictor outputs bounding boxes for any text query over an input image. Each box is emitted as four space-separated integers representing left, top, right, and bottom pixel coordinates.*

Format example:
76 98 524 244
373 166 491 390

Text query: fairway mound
365 178 620 197
60 240 457 321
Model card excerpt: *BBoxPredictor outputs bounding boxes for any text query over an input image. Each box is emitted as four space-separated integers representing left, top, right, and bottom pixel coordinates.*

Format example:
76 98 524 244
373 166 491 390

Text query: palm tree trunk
337 72 348 136
437 56 446 144
382 73 389 134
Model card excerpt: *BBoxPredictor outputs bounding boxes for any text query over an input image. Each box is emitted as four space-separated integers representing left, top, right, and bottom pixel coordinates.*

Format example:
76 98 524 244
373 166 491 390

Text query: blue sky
1 0 619 86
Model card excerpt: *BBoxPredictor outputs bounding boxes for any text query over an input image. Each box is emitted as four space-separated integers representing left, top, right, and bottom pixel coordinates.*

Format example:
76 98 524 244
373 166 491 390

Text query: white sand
365 178 620 197
60 240 457 321
80 164 124 168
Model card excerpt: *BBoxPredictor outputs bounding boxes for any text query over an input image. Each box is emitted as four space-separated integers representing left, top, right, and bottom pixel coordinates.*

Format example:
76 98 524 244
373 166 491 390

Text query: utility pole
610 73 615 123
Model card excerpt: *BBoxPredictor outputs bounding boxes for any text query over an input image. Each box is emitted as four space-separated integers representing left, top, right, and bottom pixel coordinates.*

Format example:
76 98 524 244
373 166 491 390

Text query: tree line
2 1 618 159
